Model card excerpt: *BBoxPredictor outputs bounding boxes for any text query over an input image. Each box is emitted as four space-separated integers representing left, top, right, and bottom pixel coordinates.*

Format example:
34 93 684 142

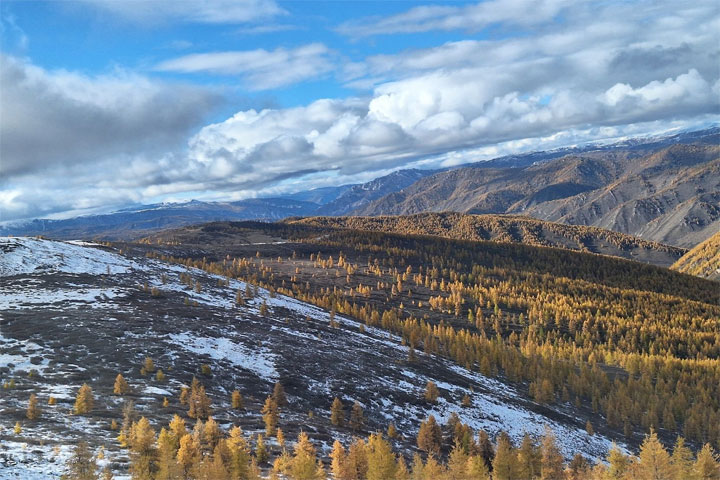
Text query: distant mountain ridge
286 212 687 267
355 130 720 248
3 127 717 244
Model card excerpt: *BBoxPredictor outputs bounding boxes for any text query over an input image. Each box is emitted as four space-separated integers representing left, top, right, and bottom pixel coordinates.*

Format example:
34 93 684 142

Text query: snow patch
168 332 278 382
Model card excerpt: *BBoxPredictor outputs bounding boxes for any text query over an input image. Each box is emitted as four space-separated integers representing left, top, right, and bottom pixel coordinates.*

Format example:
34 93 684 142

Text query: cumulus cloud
74 0 285 24
0 55 220 177
2 0 719 222
155 44 334 90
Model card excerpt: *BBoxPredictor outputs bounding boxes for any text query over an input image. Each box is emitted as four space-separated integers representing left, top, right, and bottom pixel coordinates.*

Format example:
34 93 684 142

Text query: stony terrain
0 236 617 478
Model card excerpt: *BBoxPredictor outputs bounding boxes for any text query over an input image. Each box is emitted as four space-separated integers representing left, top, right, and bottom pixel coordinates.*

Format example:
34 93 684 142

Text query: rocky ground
1 236 620 478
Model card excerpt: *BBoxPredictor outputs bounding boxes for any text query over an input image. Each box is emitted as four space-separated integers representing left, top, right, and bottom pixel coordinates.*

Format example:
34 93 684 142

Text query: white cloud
2 0 719 222
0 55 219 178
155 44 334 90
75 0 285 24
338 0 572 37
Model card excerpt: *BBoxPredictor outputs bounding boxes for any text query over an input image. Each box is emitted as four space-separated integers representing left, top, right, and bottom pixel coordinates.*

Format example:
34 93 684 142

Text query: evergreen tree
330 397 345 427
66 441 99 480
114 374 130 395
74 383 94 415
26 393 40 420
262 396 279 435
416 415 442 457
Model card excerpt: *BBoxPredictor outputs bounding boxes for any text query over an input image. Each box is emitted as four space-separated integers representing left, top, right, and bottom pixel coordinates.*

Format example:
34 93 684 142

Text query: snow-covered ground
0 237 624 477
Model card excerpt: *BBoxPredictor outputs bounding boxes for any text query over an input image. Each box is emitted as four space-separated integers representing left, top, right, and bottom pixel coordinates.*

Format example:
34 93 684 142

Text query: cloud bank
1 0 718 221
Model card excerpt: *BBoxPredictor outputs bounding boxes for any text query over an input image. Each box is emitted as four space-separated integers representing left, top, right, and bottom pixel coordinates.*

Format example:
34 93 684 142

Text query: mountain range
2 127 718 251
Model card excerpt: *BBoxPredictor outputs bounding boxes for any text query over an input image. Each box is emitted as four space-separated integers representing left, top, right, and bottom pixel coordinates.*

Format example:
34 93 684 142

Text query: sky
0 0 718 222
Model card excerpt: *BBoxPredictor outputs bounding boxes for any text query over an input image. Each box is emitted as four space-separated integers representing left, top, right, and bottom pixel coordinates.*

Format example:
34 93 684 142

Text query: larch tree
416 415 442 457
492 432 518 480
231 390 244 410
156 428 182 480
330 397 345 427
330 440 348 480
466 454 491 480
66 441 98 480
74 383 94 415
26 393 40 420
187 377 212 420
113 374 130 395
516 433 540 480
365 433 397 480
262 396 279 436
290 431 321 480
350 401 365 432
694 444 720 480
637 429 673 480
176 433 199 475
670 437 694 479
129 417 156 480
273 382 287 407
424 381 439 404
540 427 565 480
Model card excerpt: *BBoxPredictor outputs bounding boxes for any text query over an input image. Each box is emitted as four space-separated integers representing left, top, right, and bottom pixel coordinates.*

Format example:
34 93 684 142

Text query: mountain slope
1 236 619 476
356 142 720 248
671 231 720 280
0 198 320 240
315 169 438 215
287 213 686 267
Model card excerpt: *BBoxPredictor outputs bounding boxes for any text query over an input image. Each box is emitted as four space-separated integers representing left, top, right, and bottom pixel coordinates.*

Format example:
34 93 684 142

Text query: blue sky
1 0 718 221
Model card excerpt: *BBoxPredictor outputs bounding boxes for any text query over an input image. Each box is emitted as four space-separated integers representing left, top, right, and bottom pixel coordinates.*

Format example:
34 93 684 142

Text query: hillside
355 141 720 248
671 231 720 281
287 213 686 267
316 169 438 216
2 235 618 477
2 224 719 476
